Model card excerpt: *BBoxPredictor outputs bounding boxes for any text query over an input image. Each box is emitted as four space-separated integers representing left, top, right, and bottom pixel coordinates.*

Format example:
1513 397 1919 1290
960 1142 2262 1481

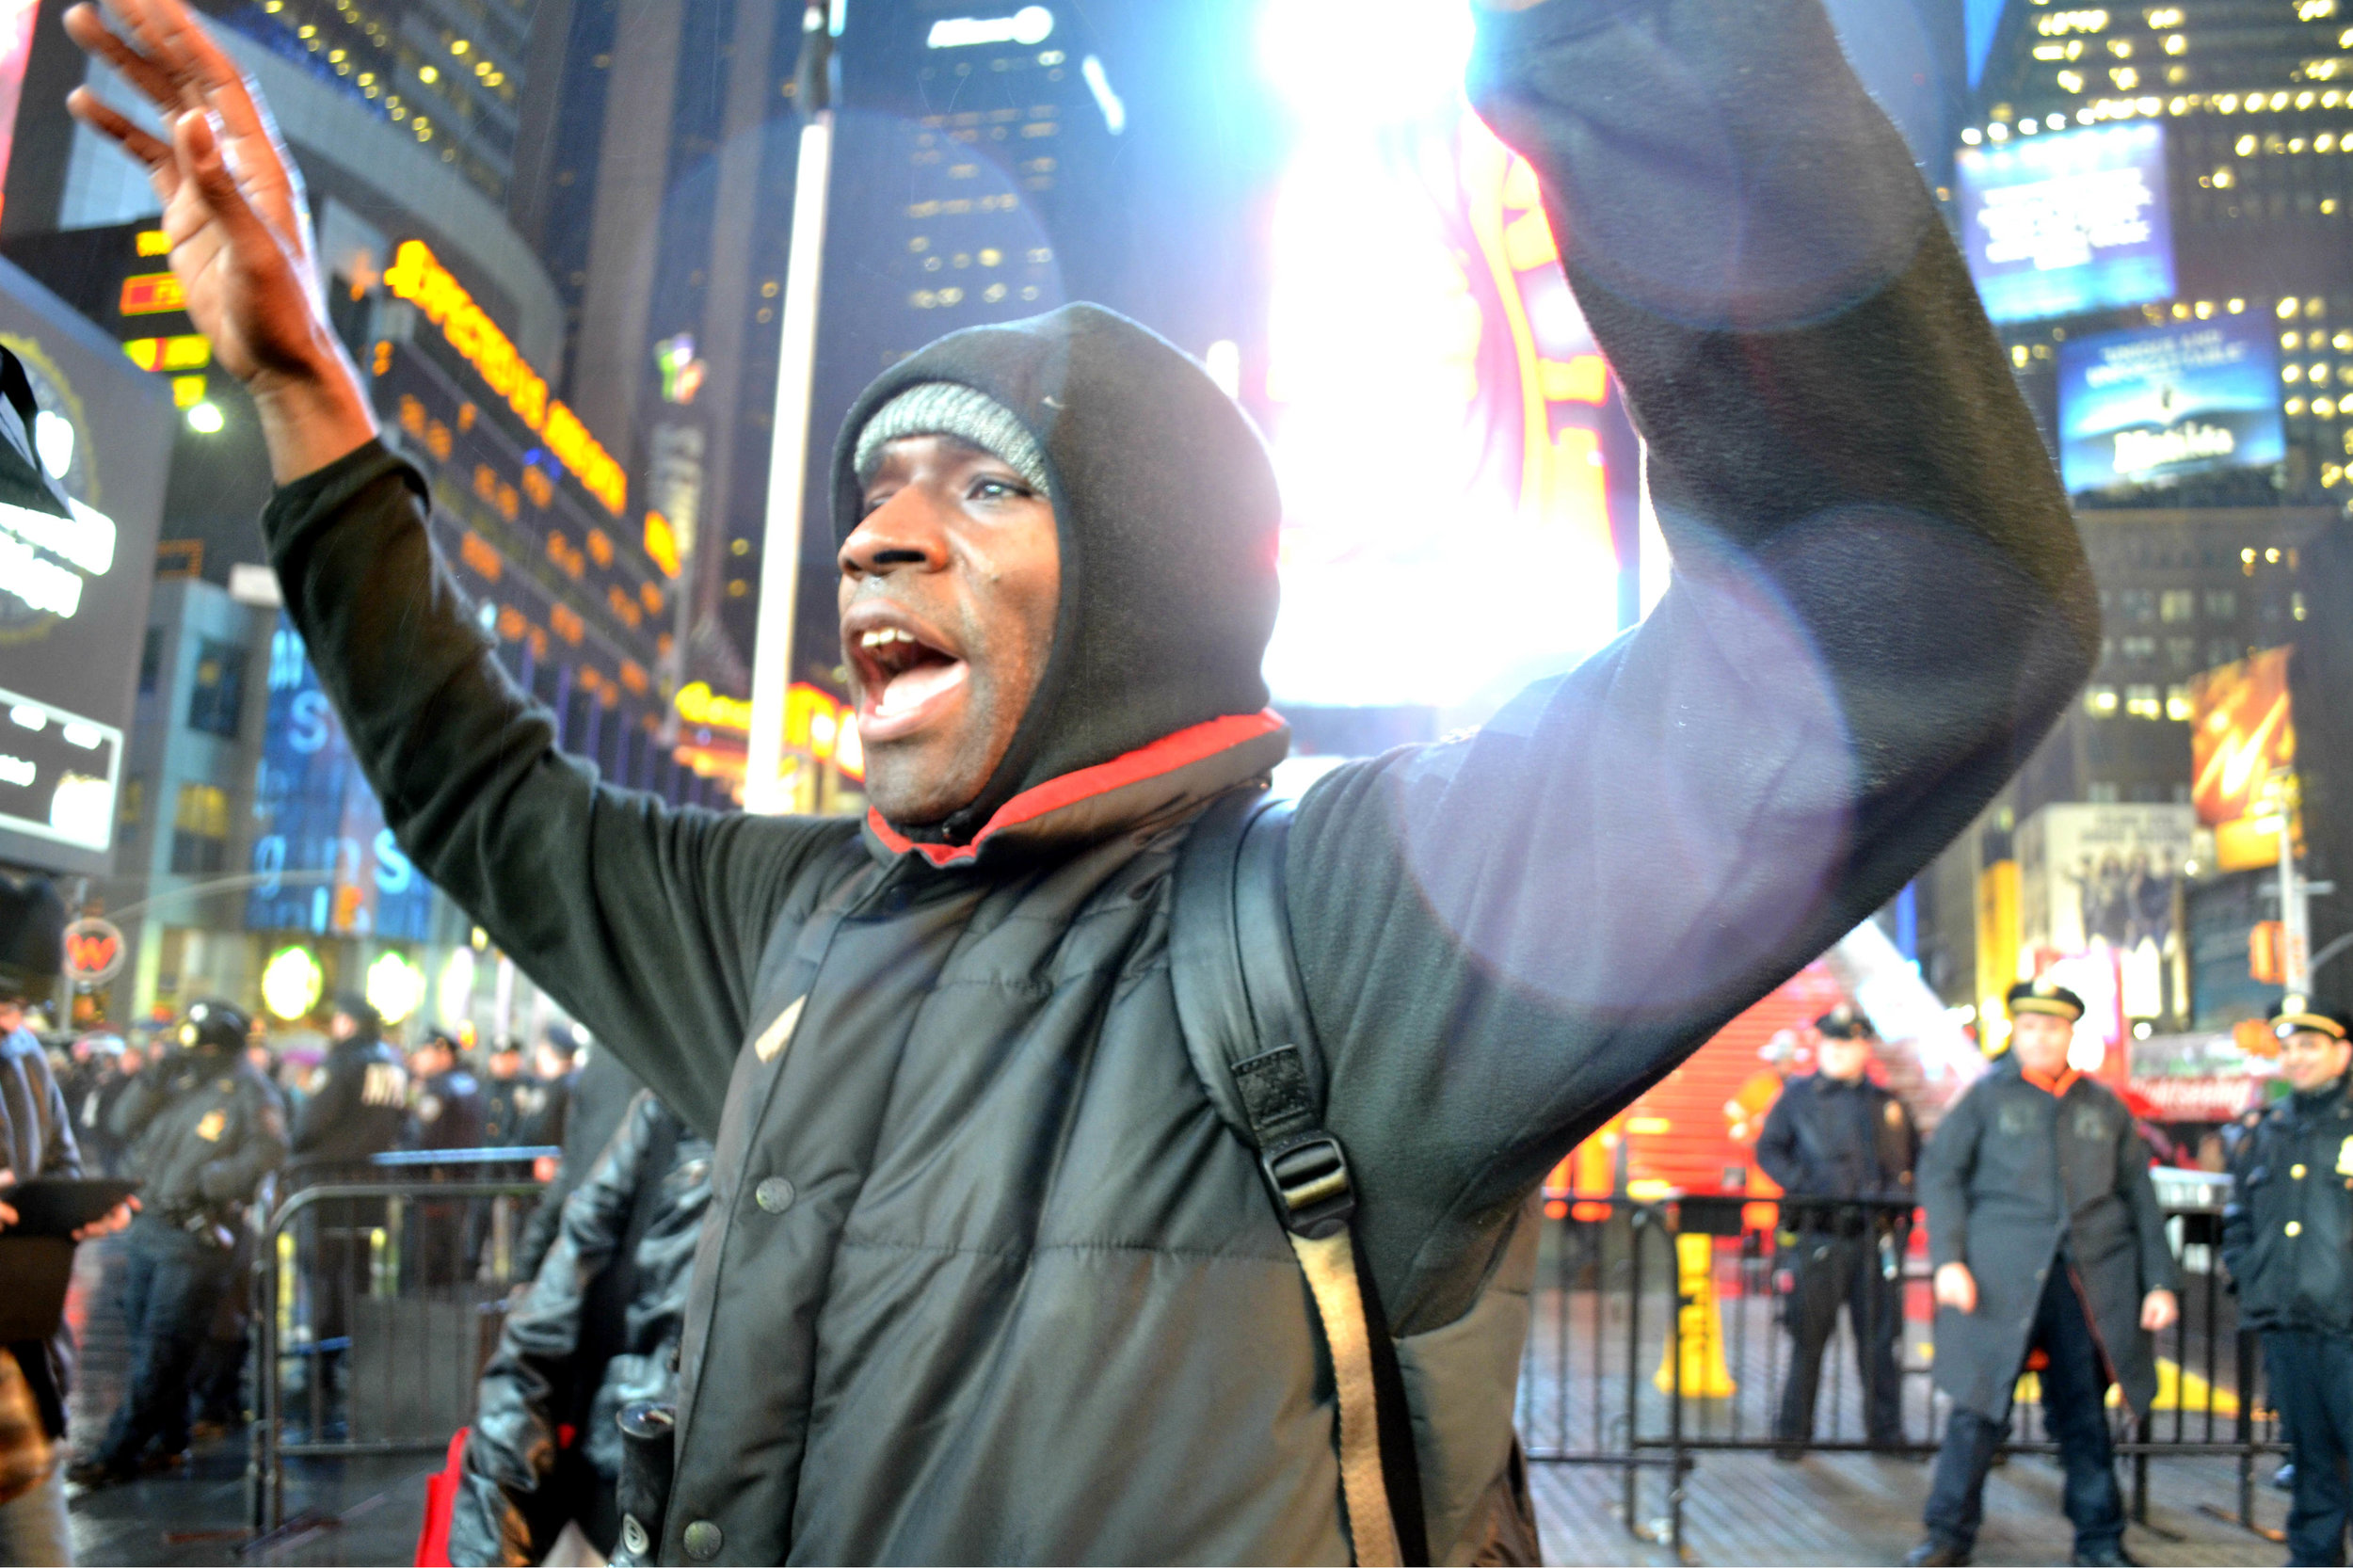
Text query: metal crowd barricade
1513 1186 2285 1560
248 1147 556 1533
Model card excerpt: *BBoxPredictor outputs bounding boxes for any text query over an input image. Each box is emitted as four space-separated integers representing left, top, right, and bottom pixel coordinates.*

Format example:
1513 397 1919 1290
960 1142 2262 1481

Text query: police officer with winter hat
2223 994 2353 1566
71 1000 284 1488
1906 979 2180 1567
1755 1003 1918 1451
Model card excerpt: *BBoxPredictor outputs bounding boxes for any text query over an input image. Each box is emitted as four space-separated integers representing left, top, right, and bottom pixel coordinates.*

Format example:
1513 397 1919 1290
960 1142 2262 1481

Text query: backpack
1171 788 1543 1568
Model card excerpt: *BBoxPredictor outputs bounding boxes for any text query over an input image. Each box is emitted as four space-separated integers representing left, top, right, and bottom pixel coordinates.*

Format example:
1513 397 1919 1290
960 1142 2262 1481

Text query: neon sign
382 240 628 516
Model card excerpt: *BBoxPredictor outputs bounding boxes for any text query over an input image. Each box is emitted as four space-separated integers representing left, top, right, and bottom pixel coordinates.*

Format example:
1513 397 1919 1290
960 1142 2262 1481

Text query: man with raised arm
65 0 2096 1557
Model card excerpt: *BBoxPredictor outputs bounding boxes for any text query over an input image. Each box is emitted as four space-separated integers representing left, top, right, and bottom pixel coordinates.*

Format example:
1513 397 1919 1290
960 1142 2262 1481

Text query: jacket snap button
621 1514 648 1556
755 1176 796 1214
2286 1221 2303 1237
683 1519 723 1559
2292 1164 2307 1179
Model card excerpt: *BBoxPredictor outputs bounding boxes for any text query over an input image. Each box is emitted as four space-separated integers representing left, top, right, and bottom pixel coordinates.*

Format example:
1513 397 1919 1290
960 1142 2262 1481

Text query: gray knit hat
852 382 1050 495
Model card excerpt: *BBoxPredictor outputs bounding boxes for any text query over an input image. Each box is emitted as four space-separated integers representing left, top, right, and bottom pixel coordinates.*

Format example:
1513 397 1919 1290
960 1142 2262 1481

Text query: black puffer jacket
2223 1075 2353 1336
262 0 2094 1556
450 1093 711 1566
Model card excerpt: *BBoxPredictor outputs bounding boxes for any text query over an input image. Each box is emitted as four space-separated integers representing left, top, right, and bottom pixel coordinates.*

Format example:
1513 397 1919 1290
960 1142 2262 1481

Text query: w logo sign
63 917 126 985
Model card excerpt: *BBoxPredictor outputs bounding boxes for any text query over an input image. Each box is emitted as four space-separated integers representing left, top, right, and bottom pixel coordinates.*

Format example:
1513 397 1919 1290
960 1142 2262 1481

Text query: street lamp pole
746 1 838 814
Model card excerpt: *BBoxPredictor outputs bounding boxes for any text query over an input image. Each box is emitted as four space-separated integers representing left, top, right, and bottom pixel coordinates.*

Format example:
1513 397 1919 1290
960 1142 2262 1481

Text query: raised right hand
1933 1261 1977 1314
62 0 375 479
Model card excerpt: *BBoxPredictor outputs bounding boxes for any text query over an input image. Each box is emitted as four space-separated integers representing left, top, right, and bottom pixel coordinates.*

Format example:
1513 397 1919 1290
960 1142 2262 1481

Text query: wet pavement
51 1231 2300 1566
59 1235 438 1567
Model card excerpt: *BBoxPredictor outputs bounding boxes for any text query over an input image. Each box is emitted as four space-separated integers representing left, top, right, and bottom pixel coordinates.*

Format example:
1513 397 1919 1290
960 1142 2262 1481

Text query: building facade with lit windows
1906 0 2353 1072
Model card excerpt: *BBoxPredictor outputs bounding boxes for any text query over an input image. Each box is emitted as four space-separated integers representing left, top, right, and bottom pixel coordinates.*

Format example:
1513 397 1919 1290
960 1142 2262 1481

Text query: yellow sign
676 681 753 732
381 240 627 516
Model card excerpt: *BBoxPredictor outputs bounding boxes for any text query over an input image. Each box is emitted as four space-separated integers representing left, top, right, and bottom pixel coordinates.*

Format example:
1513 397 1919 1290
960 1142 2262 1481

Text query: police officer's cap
332 992 380 1032
541 1022 580 1058
1814 1003 1875 1040
2007 977 2086 1022
177 998 251 1052
2267 993 2352 1041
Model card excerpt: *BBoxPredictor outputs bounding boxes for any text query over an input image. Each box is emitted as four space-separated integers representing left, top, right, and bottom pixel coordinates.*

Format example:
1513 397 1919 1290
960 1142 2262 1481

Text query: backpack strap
1171 788 1430 1568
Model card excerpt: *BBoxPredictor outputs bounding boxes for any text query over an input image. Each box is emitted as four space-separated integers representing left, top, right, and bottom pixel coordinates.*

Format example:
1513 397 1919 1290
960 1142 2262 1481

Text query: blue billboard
2057 318 2285 494
1957 122 2175 324
244 616 435 941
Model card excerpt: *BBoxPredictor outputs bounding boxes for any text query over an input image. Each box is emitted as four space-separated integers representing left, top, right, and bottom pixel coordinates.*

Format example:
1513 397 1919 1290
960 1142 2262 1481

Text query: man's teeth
859 628 917 649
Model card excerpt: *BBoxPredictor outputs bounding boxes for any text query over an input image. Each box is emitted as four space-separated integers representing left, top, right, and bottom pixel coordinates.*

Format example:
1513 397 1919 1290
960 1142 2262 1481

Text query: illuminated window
2121 634 2158 662
2159 588 2195 622
170 784 231 874
2165 684 2194 721
185 639 246 736
2085 684 2121 716
2124 684 2163 719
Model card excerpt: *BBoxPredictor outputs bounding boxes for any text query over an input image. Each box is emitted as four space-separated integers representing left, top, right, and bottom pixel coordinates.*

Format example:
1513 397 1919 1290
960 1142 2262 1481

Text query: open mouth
850 621 970 739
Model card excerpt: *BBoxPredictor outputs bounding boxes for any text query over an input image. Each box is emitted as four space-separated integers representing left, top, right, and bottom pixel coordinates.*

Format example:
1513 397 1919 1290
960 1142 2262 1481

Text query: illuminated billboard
1255 0 1629 712
245 616 436 942
2057 318 2284 493
1957 122 2174 324
2015 802 2195 1026
0 257 173 876
2191 647 2297 872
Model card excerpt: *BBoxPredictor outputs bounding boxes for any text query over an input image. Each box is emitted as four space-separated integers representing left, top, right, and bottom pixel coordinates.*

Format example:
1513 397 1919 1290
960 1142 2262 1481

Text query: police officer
70 1000 285 1488
2223 993 2353 1567
290 995 408 1179
406 1032 488 1155
407 1031 488 1290
481 1038 530 1147
517 1024 579 1149
1755 1004 1919 1452
1905 980 2180 1568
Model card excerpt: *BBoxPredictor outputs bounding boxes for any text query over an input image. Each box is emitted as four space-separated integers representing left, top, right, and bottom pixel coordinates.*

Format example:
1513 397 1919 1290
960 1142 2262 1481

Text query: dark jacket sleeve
2219 1122 2261 1288
1753 1082 1806 1197
199 1080 288 1205
1918 1081 1984 1272
451 1092 660 1568
2121 1126 2182 1295
261 451 857 1139
33 1053 79 1180
291 1054 359 1156
1285 0 2095 1329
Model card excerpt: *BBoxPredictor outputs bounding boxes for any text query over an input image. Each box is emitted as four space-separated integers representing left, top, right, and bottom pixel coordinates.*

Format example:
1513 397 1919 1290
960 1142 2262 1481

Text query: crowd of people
1752 983 2353 1568
0 968 593 1553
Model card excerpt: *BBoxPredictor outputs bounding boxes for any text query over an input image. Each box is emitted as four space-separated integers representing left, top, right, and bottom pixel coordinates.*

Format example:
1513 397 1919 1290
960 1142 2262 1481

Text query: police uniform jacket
290 1033 408 1179
1754 1072 1917 1227
112 1049 288 1224
408 1068 488 1153
2222 1074 2353 1336
256 0 2097 1557
1919 1060 2179 1420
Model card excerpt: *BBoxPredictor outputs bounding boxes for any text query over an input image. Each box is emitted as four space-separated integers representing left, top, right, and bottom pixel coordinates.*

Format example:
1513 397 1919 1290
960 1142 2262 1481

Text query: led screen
1957 122 2174 325
2057 317 2284 493
0 256 172 876
245 615 436 942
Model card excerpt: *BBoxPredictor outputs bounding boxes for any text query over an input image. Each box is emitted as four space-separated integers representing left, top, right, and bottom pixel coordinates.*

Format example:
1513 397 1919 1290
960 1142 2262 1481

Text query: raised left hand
2140 1288 2179 1333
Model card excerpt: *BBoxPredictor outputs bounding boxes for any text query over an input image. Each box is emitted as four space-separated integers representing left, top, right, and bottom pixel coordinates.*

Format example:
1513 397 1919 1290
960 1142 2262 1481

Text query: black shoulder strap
1171 788 1429 1568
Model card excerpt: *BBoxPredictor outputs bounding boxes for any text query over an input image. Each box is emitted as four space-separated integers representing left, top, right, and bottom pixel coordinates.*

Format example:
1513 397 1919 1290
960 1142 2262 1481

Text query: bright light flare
1257 11 1625 711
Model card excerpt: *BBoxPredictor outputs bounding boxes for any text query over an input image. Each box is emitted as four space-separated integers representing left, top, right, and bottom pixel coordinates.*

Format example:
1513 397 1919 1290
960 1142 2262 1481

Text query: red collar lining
867 710 1285 868
2022 1064 2080 1098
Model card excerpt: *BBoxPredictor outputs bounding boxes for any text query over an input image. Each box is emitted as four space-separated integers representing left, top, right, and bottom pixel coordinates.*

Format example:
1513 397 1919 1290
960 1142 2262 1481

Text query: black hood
831 303 1283 842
